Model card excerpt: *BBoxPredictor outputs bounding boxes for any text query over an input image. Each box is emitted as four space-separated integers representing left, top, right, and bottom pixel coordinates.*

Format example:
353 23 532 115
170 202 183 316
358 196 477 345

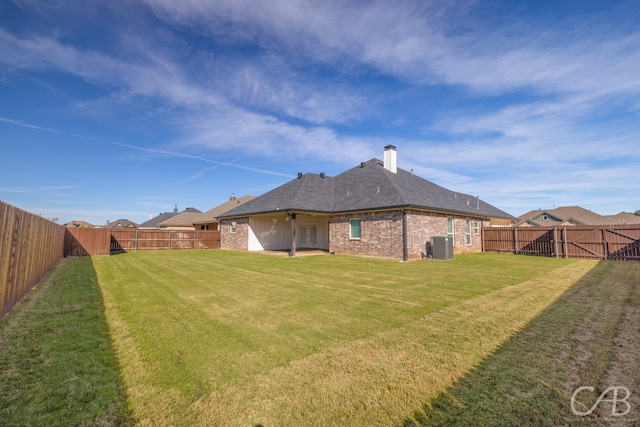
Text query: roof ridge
382 161 411 206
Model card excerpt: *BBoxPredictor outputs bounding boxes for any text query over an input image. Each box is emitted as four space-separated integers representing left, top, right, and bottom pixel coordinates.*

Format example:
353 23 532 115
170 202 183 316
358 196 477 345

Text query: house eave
334 204 511 220
219 204 512 221
218 208 334 219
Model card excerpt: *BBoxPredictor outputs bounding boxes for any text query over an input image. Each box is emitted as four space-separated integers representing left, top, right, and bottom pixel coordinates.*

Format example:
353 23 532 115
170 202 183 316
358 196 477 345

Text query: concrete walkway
256 249 330 257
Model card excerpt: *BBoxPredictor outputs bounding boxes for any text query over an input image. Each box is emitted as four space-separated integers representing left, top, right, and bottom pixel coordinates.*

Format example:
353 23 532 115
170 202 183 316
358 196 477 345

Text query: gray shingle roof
220 158 514 220
139 211 179 228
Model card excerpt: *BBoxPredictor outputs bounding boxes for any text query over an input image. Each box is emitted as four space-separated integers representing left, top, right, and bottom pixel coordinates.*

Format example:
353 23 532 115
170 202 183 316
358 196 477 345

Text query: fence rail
0 201 66 319
483 226 640 261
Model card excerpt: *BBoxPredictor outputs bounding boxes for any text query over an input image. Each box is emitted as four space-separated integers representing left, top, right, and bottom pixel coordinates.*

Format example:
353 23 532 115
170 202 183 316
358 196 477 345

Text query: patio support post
290 213 297 256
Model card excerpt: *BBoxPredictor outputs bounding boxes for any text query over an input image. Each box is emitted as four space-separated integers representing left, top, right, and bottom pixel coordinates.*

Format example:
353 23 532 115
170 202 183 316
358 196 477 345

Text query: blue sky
1 0 639 226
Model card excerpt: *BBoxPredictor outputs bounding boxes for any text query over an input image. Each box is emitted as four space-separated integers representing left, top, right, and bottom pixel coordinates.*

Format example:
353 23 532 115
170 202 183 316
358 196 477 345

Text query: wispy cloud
0 185 76 193
3 0 639 222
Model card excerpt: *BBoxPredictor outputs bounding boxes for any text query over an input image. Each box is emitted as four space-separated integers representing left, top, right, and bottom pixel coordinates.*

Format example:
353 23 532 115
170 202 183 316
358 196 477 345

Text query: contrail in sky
0 116 292 178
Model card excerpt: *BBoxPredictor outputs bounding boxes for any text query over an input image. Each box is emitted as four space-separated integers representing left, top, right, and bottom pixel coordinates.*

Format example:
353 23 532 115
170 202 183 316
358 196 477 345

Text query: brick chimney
383 144 397 173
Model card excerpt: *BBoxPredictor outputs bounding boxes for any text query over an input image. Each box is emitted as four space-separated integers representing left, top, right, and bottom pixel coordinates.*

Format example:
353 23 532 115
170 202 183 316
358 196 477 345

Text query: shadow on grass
0 257 131 426
403 261 635 426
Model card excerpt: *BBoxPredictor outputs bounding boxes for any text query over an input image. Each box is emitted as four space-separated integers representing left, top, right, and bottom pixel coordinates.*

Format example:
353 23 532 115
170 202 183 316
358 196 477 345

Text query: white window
447 217 454 242
230 221 237 233
350 218 361 239
465 219 472 245
474 221 479 234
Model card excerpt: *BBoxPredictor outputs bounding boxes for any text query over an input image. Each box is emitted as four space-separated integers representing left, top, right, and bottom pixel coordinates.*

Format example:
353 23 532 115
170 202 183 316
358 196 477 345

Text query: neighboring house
218 145 514 260
516 206 640 227
191 194 256 230
158 207 202 229
603 212 640 225
139 205 180 228
106 219 138 228
64 220 94 228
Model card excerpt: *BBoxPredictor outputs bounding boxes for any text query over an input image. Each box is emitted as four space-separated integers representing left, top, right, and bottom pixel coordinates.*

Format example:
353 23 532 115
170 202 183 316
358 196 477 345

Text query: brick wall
220 218 249 251
330 209 489 260
405 210 447 258
330 211 404 259
223 212 491 259
450 217 489 254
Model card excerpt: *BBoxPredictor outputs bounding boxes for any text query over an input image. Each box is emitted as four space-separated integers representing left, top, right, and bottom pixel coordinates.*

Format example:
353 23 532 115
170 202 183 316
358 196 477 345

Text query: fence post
514 228 518 255
135 228 138 251
602 228 608 260
554 228 559 258
563 227 568 258
196 230 199 249
168 230 171 250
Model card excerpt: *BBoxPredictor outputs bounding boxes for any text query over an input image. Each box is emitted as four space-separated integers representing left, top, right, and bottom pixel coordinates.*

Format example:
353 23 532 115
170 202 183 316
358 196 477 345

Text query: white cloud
0 29 220 108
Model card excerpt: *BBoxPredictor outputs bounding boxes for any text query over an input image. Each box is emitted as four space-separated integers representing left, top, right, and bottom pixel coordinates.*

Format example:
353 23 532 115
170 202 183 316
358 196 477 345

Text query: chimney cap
384 144 397 150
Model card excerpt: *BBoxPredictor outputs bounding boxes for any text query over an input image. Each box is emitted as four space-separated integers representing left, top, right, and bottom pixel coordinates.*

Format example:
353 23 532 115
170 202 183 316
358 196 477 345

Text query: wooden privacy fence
110 229 221 251
64 228 221 255
483 226 640 261
0 201 66 319
65 227 112 256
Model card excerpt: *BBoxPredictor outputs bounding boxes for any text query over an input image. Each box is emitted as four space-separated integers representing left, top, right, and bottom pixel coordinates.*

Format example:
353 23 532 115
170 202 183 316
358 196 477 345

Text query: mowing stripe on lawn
92 250 595 426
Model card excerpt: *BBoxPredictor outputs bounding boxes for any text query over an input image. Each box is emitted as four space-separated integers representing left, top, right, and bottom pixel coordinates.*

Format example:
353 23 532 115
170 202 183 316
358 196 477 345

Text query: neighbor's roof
138 211 179 228
604 211 640 225
107 219 138 228
158 207 202 227
219 158 514 220
192 195 256 225
64 220 94 228
515 206 638 226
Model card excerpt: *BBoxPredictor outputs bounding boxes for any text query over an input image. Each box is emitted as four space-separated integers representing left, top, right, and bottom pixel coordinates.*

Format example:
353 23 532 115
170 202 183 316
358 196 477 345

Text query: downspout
401 208 408 261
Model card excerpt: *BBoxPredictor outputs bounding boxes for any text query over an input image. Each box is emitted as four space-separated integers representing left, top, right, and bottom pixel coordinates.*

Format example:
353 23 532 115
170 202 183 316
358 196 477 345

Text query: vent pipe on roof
384 145 397 173
476 196 480 209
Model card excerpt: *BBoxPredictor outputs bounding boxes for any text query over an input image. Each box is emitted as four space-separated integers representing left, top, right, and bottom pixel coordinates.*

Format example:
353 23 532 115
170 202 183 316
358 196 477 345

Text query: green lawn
3 250 638 426
0 258 129 426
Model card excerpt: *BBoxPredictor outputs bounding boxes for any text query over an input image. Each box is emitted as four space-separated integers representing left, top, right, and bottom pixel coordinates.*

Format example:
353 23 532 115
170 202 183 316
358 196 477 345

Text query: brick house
218 146 514 260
